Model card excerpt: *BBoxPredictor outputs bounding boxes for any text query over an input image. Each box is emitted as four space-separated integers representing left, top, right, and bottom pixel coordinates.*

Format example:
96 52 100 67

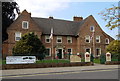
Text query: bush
100 54 106 64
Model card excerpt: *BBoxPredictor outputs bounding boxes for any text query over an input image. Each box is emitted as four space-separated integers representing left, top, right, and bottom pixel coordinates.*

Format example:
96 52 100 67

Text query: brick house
2 10 114 59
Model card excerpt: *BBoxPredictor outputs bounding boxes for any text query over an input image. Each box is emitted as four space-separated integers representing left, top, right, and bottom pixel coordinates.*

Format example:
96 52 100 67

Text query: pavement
1 63 119 77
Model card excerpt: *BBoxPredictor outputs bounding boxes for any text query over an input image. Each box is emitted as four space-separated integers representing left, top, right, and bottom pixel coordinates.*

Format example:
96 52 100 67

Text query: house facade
2 10 114 59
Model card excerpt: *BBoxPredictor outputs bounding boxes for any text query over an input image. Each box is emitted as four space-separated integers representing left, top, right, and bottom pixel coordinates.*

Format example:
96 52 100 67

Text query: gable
7 10 42 33
78 15 114 40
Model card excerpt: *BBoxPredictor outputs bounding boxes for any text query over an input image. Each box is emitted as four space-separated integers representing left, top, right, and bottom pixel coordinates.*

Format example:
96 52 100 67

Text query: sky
15 0 119 39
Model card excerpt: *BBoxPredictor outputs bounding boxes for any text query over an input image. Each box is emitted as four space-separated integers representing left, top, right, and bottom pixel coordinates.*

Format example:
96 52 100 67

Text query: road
2 68 119 79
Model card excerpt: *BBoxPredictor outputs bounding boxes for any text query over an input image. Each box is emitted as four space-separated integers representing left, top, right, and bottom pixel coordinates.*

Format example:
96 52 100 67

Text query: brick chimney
49 16 54 19
73 16 83 21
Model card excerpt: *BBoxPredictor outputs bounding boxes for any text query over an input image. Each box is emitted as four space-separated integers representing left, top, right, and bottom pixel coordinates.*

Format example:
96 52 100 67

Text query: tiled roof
32 17 87 36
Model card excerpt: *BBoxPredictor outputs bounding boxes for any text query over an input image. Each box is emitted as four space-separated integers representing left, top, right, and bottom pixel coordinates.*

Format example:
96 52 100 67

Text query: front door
57 49 62 59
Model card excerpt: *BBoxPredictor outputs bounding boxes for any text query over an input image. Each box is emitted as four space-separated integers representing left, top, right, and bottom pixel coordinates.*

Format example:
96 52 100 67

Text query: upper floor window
90 26 95 32
15 32 21 41
45 35 50 43
96 35 100 43
57 36 62 43
67 36 72 43
22 21 29 29
85 35 90 43
105 38 109 44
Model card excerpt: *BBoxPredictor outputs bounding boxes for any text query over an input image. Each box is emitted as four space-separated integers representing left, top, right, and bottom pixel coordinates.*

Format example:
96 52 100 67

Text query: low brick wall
2 62 93 70
105 61 120 65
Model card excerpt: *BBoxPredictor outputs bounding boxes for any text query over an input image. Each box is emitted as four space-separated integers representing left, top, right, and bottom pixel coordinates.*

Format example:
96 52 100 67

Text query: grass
36 59 70 64
94 58 100 64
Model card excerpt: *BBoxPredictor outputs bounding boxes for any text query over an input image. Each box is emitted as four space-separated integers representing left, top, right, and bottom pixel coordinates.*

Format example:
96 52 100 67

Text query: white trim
22 21 29 29
45 35 51 43
85 48 91 54
57 36 62 43
96 48 101 56
67 36 72 43
46 48 51 56
56 48 64 58
105 38 109 44
67 48 73 54
96 35 100 43
90 26 95 32
85 35 90 43
15 32 21 41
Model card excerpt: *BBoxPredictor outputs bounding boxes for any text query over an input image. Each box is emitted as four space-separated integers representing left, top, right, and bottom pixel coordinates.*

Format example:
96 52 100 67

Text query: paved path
1 64 119 77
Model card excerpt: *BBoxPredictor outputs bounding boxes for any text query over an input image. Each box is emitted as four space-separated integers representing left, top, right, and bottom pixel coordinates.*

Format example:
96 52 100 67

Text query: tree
12 32 46 60
2 1 20 42
106 40 120 55
98 5 120 30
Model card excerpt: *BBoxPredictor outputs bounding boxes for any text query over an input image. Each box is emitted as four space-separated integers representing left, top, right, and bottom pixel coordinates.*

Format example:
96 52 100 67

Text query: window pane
86 49 90 53
22 21 28 29
58 39 61 42
85 35 90 43
16 37 20 41
46 49 50 56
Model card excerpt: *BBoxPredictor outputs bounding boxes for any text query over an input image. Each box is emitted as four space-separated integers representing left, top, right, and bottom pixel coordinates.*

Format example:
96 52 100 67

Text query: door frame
55 48 64 59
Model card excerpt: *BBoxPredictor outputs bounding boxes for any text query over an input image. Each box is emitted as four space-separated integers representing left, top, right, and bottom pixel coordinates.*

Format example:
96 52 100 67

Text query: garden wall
105 61 120 65
2 62 93 70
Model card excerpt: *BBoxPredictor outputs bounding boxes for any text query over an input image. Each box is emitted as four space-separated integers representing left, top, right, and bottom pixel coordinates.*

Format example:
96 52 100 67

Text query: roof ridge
32 17 83 23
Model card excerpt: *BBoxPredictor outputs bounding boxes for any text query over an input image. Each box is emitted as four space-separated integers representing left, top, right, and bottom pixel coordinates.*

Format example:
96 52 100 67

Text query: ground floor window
96 48 101 56
46 48 51 56
85 48 91 54
67 48 72 54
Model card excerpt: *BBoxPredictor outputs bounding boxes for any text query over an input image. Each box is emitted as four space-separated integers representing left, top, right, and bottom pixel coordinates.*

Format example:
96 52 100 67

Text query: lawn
36 59 70 64
94 58 100 64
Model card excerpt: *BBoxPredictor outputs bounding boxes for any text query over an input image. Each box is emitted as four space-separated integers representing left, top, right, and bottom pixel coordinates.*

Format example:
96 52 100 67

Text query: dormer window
22 21 29 29
90 26 95 32
105 38 109 44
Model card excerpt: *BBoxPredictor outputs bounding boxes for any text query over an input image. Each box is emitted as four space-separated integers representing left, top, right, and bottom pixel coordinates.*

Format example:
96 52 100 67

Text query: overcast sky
15 0 119 39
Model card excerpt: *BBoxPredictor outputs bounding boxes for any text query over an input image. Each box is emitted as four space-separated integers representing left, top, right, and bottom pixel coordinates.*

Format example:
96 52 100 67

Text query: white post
85 52 90 62
106 52 111 61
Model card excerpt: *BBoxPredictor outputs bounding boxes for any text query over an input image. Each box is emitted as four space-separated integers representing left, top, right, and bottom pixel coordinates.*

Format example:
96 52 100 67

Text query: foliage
100 54 106 64
98 5 120 30
106 40 120 55
90 54 94 62
2 1 20 42
12 32 46 60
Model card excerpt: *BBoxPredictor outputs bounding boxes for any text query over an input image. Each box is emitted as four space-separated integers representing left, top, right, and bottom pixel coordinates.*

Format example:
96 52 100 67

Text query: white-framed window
90 26 95 32
22 21 29 29
45 35 50 43
96 48 101 56
67 48 72 54
15 32 21 41
46 48 51 56
67 36 72 43
85 35 90 43
105 38 109 44
57 36 62 43
85 48 91 54
96 35 100 43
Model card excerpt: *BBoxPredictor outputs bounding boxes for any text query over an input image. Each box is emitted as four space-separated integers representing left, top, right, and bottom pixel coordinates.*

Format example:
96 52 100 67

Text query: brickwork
2 10 114 59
